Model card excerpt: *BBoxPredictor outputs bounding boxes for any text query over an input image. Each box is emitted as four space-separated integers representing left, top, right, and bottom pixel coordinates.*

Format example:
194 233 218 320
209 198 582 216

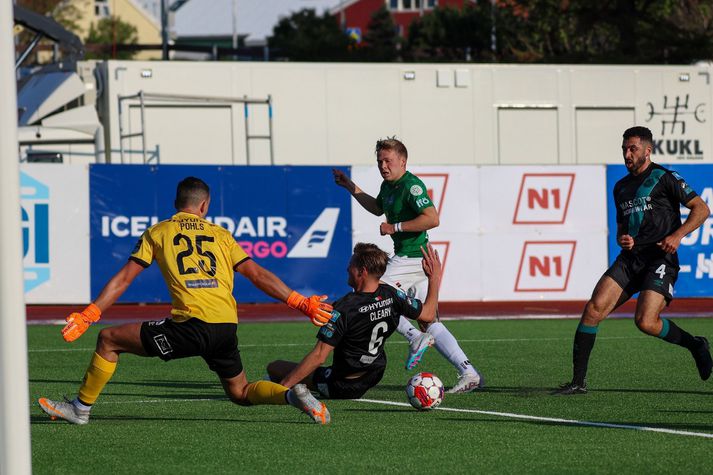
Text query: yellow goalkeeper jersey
130 212 250 324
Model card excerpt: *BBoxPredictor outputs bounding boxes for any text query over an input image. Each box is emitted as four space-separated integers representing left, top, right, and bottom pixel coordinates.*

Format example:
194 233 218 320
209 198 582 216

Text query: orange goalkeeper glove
62 303 102 342
286 291 333 327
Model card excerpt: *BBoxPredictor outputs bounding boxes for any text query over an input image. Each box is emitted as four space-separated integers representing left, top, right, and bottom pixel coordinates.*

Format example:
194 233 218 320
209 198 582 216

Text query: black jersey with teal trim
613 163 697 249
317 284 422 378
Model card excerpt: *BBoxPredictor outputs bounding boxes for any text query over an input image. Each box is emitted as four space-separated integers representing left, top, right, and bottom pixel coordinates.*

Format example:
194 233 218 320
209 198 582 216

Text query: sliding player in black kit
555 126 712 395
266 243 441 399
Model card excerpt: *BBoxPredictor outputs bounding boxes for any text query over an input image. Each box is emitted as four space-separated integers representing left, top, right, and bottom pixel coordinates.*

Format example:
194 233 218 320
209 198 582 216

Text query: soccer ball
406 372 444 410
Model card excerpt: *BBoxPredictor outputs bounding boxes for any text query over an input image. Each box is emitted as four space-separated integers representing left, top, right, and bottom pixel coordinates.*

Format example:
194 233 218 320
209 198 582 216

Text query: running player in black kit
267 243 441 399
555 126 712 395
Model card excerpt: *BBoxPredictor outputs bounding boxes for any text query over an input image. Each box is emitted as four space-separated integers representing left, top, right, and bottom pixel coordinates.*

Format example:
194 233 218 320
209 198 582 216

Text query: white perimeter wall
97 61 713 167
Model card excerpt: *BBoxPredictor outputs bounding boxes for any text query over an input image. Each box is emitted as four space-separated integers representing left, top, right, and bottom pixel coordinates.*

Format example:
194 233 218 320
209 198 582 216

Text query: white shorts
380 255 428 301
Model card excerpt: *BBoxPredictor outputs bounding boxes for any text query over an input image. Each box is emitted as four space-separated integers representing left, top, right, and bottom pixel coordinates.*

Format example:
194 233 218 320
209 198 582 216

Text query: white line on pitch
28 335 647 353
355 398 713 440
33 395 713 439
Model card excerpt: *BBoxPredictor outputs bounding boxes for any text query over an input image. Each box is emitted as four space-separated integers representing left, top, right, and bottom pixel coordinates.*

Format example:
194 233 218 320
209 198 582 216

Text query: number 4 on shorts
655 264 666 279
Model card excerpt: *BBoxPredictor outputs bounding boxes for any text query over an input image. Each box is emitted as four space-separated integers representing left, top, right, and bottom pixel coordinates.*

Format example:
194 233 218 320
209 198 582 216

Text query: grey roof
174 0 342 46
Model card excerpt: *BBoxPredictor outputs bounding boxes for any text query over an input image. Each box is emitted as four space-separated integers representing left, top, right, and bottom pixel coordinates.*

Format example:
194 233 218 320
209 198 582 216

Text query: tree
360 5 399 62
15 0 84 65
494 0 713 64
404 4 493 62
269 9 353 61
85 16 138 60
17 0 83 33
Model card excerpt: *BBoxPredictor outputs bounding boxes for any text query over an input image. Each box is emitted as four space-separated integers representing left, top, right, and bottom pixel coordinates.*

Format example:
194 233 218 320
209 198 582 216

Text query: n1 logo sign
419 174 449 215
513 174 575 224
514 241 577 292
429 241 450 281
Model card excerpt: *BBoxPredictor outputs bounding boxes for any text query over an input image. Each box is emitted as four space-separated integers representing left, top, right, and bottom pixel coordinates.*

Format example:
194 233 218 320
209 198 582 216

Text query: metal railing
117 91 273 165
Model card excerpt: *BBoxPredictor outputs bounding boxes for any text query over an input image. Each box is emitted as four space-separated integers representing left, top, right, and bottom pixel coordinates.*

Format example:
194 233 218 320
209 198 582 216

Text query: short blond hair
375 137 408 159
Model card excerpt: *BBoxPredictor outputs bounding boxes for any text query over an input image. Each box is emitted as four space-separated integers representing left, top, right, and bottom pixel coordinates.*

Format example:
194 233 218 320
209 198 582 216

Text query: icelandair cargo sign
90 165 351 303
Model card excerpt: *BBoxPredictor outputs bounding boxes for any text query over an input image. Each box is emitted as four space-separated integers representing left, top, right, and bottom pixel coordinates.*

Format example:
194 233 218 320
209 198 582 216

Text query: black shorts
604 249 679 303
313 366 385 399
140 318 243 379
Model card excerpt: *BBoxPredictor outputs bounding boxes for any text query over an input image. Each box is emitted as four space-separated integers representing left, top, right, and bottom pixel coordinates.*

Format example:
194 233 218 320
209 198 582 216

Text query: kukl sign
645 94 706 160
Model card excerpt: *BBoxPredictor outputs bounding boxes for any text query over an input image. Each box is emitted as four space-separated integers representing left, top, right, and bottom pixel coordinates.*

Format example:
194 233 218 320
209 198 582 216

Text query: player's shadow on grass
440 417 713 433
30 415 308 425
31 378 222 390
103 392 227 400
376 384 551 396
591 387 713 397
659 409 713 415
357 384 713 399
442 385 713 397
345 408 410 414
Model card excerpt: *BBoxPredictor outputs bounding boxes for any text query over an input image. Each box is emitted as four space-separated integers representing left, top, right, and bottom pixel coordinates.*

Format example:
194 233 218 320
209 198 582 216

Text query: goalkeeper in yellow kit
38 177 333 425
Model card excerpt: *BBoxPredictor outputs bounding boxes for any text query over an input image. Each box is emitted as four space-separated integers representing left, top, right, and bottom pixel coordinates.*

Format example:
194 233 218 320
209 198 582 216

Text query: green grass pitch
29 318 713 474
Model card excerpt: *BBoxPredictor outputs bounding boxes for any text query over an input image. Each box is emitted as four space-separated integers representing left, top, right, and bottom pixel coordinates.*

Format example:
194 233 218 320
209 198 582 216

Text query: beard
626 154 648 172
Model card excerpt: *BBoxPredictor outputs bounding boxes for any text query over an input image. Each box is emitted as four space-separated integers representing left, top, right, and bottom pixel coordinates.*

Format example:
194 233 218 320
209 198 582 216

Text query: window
386 0 437 11
94 0 110 18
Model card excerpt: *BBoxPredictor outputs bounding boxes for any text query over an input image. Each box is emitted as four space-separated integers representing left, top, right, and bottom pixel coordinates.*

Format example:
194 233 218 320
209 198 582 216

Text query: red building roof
332 0 474 41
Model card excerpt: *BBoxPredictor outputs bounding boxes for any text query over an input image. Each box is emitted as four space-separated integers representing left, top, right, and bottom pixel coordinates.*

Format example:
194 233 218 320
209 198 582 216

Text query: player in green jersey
333 138 483 393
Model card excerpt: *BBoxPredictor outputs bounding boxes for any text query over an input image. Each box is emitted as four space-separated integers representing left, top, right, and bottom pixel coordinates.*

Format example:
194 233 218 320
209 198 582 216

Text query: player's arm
94 260 145 310
280 340 335 388
62 260 145 342
236 259 332 326
332 168 383 216
380 203 439 235
658 196 710 253
617 224 634 250
416 244 442 325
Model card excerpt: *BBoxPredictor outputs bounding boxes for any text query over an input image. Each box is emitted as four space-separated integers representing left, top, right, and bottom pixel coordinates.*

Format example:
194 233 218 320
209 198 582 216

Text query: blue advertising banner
90 165 352 303
606 164 713 297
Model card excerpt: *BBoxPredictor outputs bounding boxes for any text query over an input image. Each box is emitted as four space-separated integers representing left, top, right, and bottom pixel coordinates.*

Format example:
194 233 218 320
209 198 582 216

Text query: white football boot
38 397 90 425
289 384 331 425
446 372 485 394
405 333 435 370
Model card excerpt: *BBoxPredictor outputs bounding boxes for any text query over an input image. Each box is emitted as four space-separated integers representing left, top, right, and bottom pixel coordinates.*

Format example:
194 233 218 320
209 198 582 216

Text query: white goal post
0 1 32 473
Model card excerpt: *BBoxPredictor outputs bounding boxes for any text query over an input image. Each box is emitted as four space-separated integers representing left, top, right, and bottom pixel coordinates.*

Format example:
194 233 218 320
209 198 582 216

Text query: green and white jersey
376 171 435 257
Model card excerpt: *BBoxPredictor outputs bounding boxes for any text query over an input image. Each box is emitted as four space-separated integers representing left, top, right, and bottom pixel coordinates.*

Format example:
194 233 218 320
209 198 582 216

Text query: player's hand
421 244 442 281
61 303 102 342
618 234 634 250
286 291 333 327
380 222 396 235
332 168 355 193
657 234 682 254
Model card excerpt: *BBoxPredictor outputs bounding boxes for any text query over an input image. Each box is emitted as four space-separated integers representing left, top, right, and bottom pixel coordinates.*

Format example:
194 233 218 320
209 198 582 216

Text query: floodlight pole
231 0 238 58
161 0 169 60
0 1 32 474
490 0 497 54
